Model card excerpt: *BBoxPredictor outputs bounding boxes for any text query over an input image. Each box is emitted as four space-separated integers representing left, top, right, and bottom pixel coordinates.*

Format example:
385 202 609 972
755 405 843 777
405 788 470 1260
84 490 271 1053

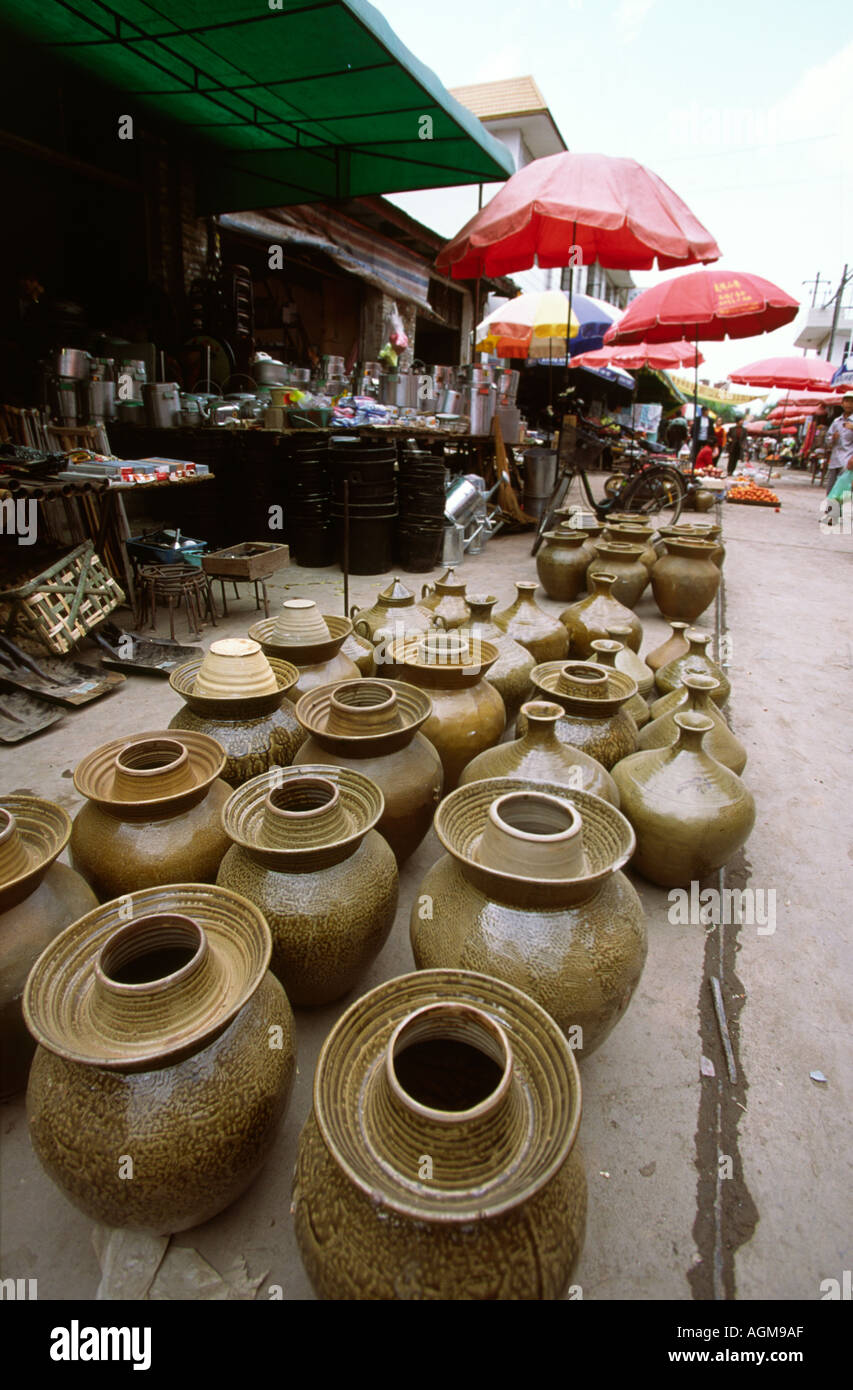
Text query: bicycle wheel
604 472 628 499
618 466 686 526
530 471 571 556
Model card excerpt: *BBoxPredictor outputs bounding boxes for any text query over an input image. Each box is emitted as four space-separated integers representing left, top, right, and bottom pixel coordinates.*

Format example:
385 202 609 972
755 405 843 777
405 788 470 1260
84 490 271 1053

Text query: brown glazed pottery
637 672 747 775
519 661 638 770
603 523 658 573
169 655 305 786
587 640 650 729
459 700 620 807
645 620 690 673
555 509 606 543
535 530 591 603
605 624 655 697
292 679 443 863
386 633 505 792
217 766 398 1007
612 712 755 887
0 798 97 1100
651 538 721 623
418 568 469 629
292 968 586 1300
249 609 360 698
560 572 642 657
586 540 649 608
459 595 535 722
656 524 724 568
492 581 569 663
654 628 731 708
350 576 433 647
24 883 295 1233
411 780 647 1057
342 630 376 676
70 731 232 900
194 638 278 697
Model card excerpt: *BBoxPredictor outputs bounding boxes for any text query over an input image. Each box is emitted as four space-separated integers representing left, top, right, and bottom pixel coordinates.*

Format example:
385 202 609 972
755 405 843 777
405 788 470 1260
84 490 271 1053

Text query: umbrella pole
692 327 699 475
564 220 577 377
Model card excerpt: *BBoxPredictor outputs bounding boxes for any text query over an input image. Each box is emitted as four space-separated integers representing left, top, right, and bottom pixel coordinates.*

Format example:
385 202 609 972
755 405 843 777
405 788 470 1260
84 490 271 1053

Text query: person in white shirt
823 393 853 494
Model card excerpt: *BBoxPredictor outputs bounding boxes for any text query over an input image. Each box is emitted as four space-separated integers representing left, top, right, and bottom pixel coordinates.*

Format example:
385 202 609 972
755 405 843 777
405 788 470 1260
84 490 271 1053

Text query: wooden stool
134 563 217 641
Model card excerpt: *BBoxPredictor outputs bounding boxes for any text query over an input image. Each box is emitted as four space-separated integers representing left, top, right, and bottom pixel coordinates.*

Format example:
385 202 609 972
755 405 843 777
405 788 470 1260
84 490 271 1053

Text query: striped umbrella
475 290 621 359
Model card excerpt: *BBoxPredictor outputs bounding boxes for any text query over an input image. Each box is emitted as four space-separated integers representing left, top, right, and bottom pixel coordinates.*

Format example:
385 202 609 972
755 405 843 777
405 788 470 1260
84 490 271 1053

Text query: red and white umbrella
570 340 704 371
728 356 842 391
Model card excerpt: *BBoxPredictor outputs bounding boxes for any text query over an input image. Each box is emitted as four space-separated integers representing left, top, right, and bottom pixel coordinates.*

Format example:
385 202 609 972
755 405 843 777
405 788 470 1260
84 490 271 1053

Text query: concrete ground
0 466 849 1301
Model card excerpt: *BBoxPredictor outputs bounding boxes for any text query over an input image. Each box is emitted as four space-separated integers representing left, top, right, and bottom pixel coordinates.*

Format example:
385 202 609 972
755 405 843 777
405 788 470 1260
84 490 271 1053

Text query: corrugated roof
449 77 548 120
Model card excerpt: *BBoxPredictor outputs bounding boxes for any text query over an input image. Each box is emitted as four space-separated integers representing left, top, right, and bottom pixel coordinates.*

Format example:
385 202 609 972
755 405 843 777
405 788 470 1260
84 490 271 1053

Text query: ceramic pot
654 628 730 708
292 679 443 863
411 781 647 1056
70 731 232 900
651 538 721 623
459 595 535 722
418 568 468 629
24 884 295 1233
691 488 715 512
292 968 587 1300
194 638 278 697
217 767 398 1006
586 640 650 729
645 620 690 673
493 582 569 663
0 798 97 1100
637 673 747 774
604 624 654 697
518 661 638 770
560 572 642 658
612 713 755 887
386 633 505 792
656 524 724 568
555 509 606 545
249 610 360 698
459 700 620 806
587 541 649 608
603 523 658 573
169 656 305 786
342 630 376 676
350 576 433 647
535 531 591 603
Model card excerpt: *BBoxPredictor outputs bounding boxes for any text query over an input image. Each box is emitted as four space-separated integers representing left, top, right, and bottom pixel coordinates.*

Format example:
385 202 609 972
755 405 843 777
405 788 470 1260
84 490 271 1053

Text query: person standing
823 393 853 494
713 420 726 461
727 421 746 474
692 406 714 463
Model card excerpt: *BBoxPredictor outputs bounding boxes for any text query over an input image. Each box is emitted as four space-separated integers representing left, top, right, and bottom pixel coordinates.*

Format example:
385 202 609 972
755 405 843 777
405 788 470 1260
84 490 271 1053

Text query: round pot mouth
114 737 189 779
681 671 720 695
95 913 207 996
592 540 647 559
490 789 581 841
221 764 383 862
673 710 715 744
685 629 713 650
519 699 563 727
266 775 340 819
312 967 582 1223
0 795 71 907
74 730 226 810
385 1002 513 1122
479 790 586 880
170 656 298 716
464 593 497 613
386 636 498 683
541 529 588 545
531 660 637 713
662 537 719 556
249 614 352 666
295 677 431 744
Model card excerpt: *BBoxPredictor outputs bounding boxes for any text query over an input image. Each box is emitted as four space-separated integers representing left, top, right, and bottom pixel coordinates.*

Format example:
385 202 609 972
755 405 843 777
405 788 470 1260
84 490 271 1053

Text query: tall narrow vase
459 700 620 806
493 581 569 663
560 572 642 658
638 672 746 774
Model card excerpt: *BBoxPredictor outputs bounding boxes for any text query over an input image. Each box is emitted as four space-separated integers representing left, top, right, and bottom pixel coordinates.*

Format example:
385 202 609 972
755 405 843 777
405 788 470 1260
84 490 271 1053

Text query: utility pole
824 263 851 362
802 272 830 307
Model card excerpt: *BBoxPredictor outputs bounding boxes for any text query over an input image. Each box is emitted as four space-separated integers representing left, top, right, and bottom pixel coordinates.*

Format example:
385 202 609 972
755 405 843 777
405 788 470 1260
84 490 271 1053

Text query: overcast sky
380 0 852 382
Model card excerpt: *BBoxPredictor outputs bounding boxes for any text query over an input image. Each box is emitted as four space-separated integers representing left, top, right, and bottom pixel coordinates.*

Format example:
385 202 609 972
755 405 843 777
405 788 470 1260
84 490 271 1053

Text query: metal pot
457 363 495 387
438 388 462 414
463 384 497 435
429 365 458 390
52 348 89 380
117 359 147 401
496 368 520 401
88 380 115 422
253 358 289 386
143 382 181 428
117 400 145 424
212 403 241 425
378 373 419 409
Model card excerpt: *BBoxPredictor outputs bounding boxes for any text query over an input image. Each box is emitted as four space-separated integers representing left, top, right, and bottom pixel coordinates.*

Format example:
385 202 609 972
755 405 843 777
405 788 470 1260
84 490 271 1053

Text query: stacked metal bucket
395 449 447 572
329 436 398 574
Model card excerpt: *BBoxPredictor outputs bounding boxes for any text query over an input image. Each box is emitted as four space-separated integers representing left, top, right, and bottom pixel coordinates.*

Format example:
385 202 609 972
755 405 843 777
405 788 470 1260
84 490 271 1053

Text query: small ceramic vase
560 572 642 658
492 581 569 663
605 624 654 696
0 798 97 1100
535 531 592 603
350 576 433 647
24 884 295 1233
645 620 690 673
586 540 649 608
292 678 443 863
653 628 730 708
587 640 650 729
386 632 505 792
459 595 535 722
411 780 647 1056
292 968 587 1300
519 661 638 770
249 602 360 698
651 538 721 623
194 637 278 697
612 712 755 887
637 672 747 775
418 568 469 629
217 766 398 1006
459 700 620 806
169 655 305 786
70 731 232 900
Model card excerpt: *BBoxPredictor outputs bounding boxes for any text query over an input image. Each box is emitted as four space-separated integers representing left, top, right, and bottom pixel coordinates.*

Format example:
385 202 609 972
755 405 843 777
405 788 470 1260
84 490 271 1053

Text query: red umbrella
768 404 817 419
570 340 704 371
728 356 840 390
604 270 799 344
436 152 721 279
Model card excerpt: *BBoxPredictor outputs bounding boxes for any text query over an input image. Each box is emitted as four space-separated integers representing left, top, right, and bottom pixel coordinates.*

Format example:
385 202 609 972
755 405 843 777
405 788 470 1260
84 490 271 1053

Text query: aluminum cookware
252 357 289 386
143 382 181 428
52 348 89 380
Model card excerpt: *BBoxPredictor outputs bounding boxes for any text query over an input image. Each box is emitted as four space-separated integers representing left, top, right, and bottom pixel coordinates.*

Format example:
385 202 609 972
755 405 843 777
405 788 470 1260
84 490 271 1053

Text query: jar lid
170 656 298 717
248 613 351 665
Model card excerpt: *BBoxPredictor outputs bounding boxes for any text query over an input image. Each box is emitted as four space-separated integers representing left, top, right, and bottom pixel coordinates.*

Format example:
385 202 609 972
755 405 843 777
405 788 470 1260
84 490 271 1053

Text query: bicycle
530 417 686 556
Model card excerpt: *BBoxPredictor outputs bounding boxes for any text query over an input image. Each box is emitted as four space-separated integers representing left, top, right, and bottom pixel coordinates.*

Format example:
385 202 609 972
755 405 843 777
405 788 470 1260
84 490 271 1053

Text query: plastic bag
384 302 409 351
827 468 853 503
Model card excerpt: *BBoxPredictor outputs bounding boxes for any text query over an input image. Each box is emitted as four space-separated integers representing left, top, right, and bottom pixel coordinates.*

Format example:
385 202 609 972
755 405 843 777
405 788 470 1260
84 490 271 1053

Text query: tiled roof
449 76 549 120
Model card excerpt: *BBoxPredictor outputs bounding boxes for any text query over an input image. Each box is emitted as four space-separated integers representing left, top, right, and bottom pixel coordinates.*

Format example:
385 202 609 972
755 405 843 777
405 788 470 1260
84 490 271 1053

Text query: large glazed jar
70 731 232 900
603 522 657 574
651 538 721 623
645 619 690 673
418 567 468 629
292 968 587 1300
292 679 442 863
342 630 376 676
519 661 638 770
249 599 359 697
386 632 505 792
493 581 569 663
461 594 535 722
0 798 97 1100
612 712 755 887
586 640 650 729
637 673 747 775
535 530 591 603
169 650 305 786
654 628 730 708
656 524 724 568
350 576 433 647
586 540 649 608
24 884 295 1233
605 624 654 697
459 700 620 807
560 572 642 657
217 767 398 1007
411 780 647 1057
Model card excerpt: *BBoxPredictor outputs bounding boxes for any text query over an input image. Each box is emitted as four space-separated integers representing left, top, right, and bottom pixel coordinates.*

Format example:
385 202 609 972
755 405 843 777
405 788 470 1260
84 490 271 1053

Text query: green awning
0 0 514 212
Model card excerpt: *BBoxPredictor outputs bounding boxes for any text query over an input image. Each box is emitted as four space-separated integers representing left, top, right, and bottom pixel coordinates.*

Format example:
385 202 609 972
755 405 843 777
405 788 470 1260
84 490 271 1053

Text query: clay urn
645 620 690 673
292 678 443 863
586 540 649 608
653 628 730 709
605 623 655 697
292 968 587 1299
418 567 469 630
350 576 433 648
535 530 592 603
459 700 620 807
217 766 398 1006
519 661 638 770
602 523 658 573
651 537 721 623
637 672 747 775
459 594 535 722
492 581 569 663
560 572 642 658
586 640 650 729
249 599 360 697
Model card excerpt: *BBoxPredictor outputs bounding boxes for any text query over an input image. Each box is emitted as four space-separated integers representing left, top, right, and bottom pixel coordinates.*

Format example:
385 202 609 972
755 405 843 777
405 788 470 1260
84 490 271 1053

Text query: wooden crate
0 541 125 654
201 541 289 581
